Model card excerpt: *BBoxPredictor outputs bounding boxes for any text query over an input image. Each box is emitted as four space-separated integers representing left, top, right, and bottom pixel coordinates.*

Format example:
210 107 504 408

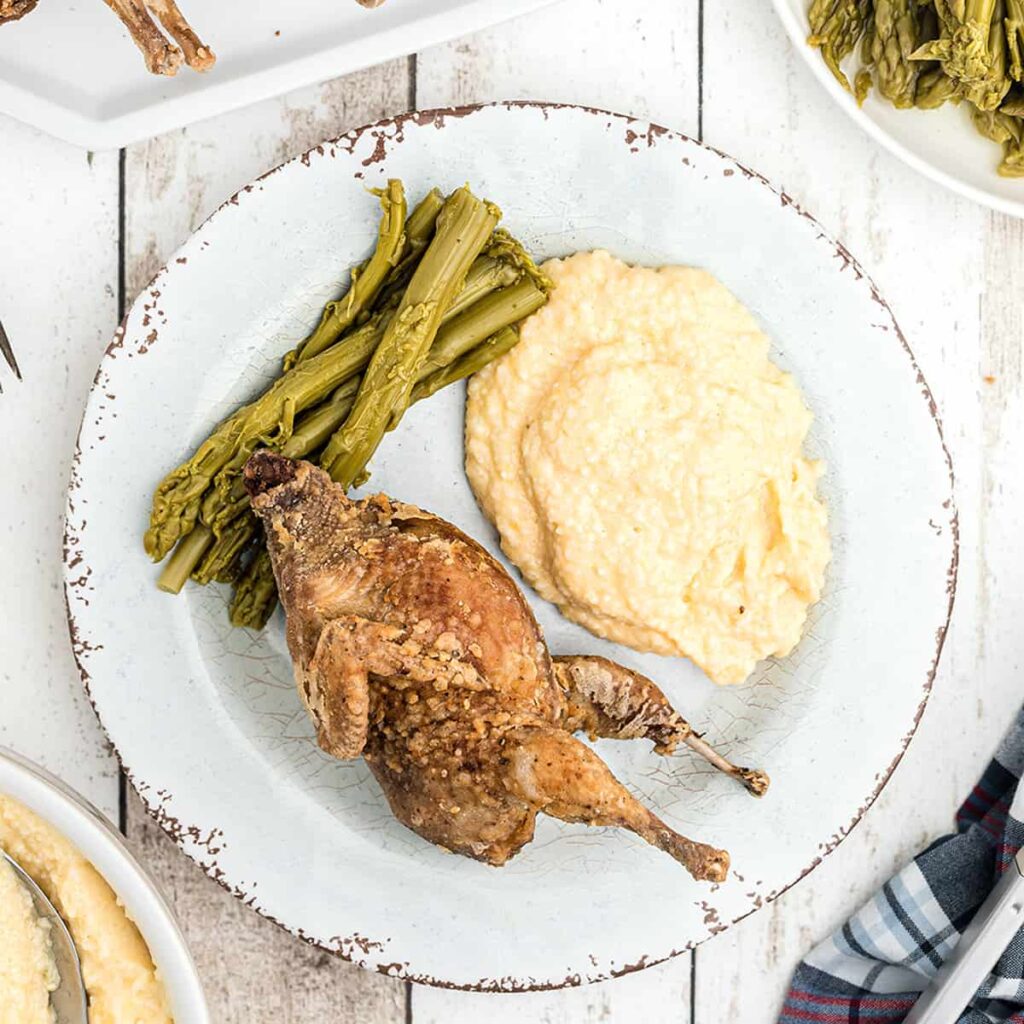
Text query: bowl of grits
0 746 208 1024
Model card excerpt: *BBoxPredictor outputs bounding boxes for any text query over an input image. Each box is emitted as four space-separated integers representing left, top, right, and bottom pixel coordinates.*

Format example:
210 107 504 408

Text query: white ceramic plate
0 747 209 1021
64 102 957 990
0 0 556 150
772 0 1024 217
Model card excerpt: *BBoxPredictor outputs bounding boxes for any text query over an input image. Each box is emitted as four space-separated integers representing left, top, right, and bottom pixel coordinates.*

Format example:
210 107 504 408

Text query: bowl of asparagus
773 0 1024 215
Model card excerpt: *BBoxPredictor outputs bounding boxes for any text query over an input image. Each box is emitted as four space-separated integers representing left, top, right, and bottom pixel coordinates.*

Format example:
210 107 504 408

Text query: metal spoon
2 850 88 1024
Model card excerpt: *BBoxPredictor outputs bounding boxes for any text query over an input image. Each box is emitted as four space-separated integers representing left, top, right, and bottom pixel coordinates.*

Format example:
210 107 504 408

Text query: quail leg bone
553 655 769 797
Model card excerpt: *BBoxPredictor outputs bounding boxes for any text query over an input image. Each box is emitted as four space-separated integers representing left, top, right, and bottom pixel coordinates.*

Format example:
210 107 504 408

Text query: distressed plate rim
63 101 958 991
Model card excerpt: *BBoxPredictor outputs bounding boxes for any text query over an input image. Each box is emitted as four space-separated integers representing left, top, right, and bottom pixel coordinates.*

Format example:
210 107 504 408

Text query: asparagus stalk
282 180 407 370
808 0 873 92
485 230 553 292
229 549 278 629
285 278 543 463
999 135 1024 173
973 105 1024 172
963 1 1010 111
190 515 257 585
915 64 962 105
282 187 443 372
410 325 520 404
441 256 520 319
386 277 546 430
389 188 446 268
1008 0 1024 78
199 255 521 529
369 189 451 307
871 0 922 107
157 524 214 594
319 186 500 488
912 0 1000 85
972 103 1020 139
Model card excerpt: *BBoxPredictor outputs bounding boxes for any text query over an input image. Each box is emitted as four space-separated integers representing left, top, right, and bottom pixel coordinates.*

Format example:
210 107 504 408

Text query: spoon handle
905 848 1024 1024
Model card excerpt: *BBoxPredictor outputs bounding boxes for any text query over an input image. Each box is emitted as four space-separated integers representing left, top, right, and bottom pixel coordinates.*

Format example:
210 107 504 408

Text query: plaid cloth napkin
779 707 1024 1024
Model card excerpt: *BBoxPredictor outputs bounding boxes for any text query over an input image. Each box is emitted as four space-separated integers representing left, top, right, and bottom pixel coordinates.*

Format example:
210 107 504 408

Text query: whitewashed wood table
1 1 1021 1020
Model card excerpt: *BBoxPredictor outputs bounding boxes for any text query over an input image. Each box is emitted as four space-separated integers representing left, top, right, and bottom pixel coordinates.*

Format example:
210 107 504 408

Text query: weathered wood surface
2 1 1021 1020
0 120 120 820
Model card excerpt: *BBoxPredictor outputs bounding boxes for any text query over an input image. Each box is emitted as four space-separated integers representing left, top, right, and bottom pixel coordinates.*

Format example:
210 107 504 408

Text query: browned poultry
244 452 767 882
0 0 213 72
103 0 214 75
2 0 387 69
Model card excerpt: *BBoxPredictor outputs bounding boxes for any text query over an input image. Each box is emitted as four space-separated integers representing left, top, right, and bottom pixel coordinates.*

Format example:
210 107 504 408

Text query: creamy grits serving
0 794 173 1024
465 250 831 685
0 850 58 1024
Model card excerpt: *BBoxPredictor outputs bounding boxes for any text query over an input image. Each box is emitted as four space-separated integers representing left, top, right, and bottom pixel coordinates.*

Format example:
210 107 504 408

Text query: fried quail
245 452 767 882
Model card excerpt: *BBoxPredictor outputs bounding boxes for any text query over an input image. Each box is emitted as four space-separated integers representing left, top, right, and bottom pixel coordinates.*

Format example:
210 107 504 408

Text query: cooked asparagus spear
385 276 546 431
189 516 256 586
157 523 215 594
388 187 446 270
972 104 1024 171
973 103 1019 137
953 0 1010 108
410 325 520 405
912 0 1000 85
999 134 1024 172
229 549 278 629
320 186 500 488
369 188 449 308
298 278 543 455
283 180 407 370
871 0 922 106
1008 0 1024 77
915 64 962 105
808 0 873 92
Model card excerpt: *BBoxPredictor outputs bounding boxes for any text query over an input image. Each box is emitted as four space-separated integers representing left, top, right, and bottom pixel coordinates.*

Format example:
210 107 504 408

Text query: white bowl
0 747 209 1024
772 0 1024 217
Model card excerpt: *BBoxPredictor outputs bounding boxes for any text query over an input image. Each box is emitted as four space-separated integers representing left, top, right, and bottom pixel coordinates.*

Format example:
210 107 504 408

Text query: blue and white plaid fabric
780 708 1024 1024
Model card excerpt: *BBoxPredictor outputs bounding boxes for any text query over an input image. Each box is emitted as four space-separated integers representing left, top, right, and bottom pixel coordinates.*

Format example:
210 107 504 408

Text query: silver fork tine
0 318 21 383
